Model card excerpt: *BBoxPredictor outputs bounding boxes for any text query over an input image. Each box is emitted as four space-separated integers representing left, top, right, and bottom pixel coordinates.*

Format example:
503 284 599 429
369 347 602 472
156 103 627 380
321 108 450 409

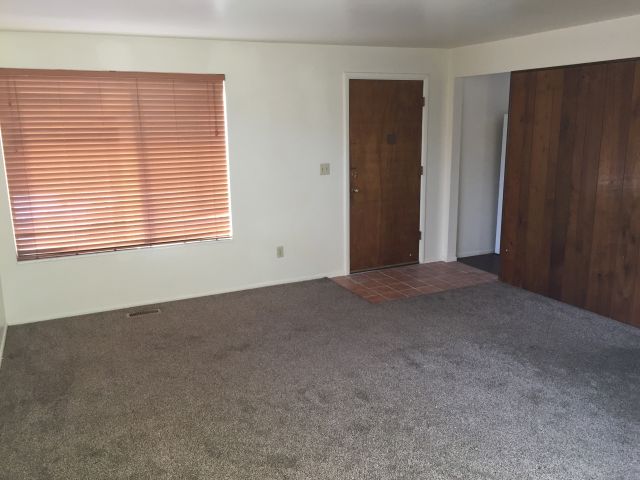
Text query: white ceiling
1 0 639 48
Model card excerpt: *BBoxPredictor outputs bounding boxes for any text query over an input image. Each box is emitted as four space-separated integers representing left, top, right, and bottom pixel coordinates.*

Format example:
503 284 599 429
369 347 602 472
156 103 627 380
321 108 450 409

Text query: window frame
0 68 233 261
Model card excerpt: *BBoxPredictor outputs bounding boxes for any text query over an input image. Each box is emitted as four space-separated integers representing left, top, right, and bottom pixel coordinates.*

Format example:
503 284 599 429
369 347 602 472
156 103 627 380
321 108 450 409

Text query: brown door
349 79 424 272
501 58 640 327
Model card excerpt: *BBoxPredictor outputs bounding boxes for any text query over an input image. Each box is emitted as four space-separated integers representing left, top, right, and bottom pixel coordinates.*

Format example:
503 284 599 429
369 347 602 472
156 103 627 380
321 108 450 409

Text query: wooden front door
349 79 424 272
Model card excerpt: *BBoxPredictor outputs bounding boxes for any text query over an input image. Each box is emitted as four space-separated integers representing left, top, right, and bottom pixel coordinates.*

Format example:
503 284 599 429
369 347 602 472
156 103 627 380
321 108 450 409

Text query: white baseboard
0 324 6 369
9 271 345 326
423 256 445 263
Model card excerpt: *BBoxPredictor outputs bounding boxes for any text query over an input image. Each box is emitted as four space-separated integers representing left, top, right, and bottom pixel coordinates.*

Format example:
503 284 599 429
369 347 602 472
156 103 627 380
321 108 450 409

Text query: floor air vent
126 308 161 318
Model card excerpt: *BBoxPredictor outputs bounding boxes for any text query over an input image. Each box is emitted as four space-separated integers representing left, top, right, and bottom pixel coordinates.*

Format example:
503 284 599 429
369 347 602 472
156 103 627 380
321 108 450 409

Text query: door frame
342 72 430 274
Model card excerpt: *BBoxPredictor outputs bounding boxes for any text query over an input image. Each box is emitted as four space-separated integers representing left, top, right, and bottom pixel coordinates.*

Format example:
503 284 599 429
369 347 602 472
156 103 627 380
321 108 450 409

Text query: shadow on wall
0 276 6 366
456 72 511 259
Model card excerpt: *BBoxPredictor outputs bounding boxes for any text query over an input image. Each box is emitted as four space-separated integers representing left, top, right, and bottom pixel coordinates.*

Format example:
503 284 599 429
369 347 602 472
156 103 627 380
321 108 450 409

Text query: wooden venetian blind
0 69 231 260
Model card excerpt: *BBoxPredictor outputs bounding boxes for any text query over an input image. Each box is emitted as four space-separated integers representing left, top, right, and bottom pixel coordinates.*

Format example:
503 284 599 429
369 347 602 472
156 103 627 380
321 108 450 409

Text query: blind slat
0 68 231 260
16 221 231 245
15 217 231 240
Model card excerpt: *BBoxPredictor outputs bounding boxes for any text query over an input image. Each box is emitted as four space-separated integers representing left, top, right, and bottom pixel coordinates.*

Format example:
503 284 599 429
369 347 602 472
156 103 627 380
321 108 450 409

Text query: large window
0 69 231 260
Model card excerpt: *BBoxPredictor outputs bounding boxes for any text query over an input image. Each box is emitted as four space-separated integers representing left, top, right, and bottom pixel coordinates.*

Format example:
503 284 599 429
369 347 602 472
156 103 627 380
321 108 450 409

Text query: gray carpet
0 279 639 480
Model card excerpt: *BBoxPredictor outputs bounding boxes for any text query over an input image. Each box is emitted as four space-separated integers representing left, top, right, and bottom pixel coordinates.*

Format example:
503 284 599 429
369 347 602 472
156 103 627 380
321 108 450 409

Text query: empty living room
0 1 639 479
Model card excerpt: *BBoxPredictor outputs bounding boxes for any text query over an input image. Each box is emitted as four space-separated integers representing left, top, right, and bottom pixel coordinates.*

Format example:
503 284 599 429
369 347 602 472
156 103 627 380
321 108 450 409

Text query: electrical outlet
320 163 330 175
276 246 284 258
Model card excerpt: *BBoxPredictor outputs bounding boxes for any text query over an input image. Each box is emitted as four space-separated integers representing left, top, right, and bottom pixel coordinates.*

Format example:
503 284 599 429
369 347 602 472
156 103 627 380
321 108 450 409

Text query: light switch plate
320 163 330 175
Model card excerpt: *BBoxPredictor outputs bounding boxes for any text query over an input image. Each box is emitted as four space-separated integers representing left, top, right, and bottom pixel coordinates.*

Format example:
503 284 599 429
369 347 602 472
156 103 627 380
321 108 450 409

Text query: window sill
15 236 234 264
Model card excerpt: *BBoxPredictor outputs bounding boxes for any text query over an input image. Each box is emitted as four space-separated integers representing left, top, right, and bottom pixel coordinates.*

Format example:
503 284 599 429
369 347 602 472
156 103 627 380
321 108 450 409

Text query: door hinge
419 231 422 240
421 96 426 107
419 165 424 176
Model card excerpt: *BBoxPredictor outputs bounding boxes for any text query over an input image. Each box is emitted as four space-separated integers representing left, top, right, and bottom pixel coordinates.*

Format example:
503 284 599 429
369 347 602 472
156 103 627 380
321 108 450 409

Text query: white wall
452 14 640 78
444 14 640 261
0 31 450 324
456 73 510 258
3 15 640 325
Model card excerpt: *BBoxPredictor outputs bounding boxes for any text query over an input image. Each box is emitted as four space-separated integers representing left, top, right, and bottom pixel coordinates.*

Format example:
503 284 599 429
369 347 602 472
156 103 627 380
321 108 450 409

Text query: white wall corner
446 77 464 261
439 51 464 263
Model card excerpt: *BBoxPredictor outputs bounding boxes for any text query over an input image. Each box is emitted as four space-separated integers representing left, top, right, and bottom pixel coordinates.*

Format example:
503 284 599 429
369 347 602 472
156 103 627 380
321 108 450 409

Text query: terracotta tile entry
331 262 497 304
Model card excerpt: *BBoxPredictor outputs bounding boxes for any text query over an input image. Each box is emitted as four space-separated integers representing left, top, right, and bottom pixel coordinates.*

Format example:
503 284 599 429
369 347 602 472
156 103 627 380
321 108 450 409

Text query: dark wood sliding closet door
501 58 640 327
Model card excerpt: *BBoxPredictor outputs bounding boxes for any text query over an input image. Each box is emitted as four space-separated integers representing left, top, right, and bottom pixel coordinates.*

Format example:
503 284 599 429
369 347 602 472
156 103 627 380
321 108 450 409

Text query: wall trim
424 256 443 263
342 72 431 275
0 324 6 369
8 271 345 326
